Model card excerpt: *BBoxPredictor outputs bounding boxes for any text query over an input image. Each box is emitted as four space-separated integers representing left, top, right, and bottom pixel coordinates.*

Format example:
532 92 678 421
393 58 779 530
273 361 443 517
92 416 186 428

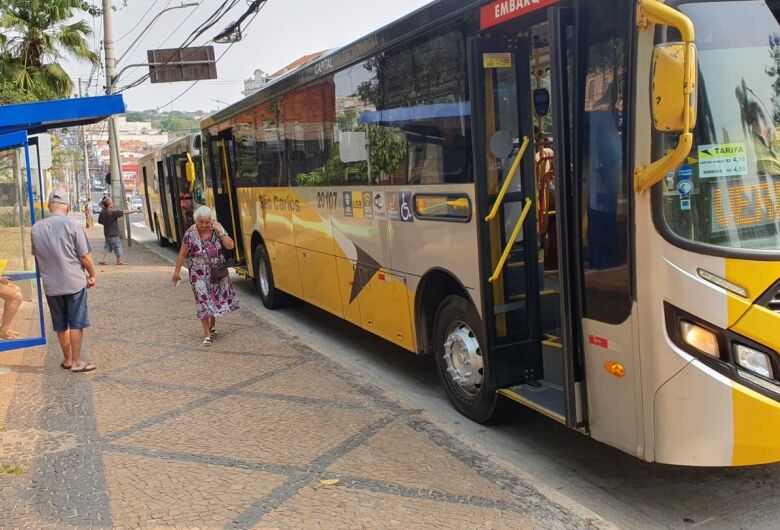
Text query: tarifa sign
480 0 560 30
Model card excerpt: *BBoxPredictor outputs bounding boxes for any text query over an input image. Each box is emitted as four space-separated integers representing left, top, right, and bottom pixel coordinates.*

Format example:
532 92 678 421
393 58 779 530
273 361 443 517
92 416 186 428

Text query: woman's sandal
210 327 218 336
202 336 212 346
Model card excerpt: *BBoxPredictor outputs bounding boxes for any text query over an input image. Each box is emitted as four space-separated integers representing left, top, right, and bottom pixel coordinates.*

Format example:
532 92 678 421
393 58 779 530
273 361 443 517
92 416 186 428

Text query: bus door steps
499 380 566 424
233 265 250 278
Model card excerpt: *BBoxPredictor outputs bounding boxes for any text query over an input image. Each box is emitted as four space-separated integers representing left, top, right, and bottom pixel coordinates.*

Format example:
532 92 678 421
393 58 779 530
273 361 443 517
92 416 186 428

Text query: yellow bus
140 133 206 248
200 0 780 466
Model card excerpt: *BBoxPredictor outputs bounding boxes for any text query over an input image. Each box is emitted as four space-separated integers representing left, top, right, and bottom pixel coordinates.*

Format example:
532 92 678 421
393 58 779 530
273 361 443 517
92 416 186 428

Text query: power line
151 2 266 112
116 0 242 92
114 0 164 42
155 0 206 49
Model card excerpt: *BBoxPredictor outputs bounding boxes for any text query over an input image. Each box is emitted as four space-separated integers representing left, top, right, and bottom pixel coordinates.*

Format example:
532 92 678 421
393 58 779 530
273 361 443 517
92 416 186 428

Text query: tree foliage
0 0 98 100
157 113 201 136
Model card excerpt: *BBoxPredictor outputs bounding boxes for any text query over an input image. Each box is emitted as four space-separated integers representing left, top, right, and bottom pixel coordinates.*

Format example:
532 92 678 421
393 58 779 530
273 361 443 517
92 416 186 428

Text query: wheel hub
259 258 270 296
443 321 483 395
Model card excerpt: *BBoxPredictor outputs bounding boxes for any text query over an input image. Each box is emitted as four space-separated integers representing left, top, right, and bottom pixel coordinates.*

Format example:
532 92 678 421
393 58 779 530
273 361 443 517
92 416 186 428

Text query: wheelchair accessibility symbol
399 191 414 223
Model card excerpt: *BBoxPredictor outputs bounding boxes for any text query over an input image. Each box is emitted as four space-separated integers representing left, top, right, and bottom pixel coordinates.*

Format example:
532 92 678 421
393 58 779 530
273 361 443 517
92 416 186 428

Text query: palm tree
0 0 98 99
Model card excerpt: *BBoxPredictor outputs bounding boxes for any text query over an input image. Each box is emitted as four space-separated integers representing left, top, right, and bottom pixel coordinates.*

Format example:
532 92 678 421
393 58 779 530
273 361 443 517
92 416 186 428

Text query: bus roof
201 0 482 130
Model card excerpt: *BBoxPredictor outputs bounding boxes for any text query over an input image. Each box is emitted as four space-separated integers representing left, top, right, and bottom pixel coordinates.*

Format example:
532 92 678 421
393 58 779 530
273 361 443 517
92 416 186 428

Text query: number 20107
317 192 338 209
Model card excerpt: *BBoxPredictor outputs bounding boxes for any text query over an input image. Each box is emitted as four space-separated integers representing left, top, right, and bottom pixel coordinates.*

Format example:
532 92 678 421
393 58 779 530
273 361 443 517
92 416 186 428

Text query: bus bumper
654 358 780 466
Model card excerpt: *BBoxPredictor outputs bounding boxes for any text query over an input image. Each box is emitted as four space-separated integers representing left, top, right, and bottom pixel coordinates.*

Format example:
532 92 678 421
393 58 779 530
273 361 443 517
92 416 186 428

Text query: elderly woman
172 206 240 346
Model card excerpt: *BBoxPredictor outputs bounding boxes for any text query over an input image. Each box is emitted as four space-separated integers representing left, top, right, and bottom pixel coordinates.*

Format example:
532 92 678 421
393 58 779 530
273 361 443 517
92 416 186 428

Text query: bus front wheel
254 244 283 309
433 295 497 423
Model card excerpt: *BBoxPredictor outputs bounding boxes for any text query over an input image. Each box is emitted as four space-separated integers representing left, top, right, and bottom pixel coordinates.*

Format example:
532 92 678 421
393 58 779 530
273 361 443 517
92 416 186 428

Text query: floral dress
182 226 240 320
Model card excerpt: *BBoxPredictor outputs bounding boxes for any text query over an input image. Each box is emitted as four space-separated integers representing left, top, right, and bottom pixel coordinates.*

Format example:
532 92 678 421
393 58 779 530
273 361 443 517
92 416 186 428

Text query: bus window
284 79 338 186
367 25 472 185
580 0 632 324
233 119 259 187
255 100 286 187
332 62 375 186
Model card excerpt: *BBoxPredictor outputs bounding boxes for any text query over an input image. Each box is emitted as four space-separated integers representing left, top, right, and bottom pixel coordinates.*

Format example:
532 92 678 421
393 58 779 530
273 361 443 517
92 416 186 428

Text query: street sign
147 46 218 83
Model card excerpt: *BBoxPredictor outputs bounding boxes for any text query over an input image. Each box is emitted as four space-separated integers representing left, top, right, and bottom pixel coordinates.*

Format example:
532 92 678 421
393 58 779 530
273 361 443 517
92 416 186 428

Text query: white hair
193 206 213 221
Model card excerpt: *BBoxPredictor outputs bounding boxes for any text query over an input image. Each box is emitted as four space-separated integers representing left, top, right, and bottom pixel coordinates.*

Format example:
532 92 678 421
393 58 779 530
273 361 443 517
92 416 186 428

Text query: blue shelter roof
0 94 125 136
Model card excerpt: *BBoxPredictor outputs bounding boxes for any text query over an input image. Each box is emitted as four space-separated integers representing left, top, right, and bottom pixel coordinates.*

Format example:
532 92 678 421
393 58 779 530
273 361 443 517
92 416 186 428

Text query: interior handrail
218 141 241 263
484 135 529 222
488 197 533 284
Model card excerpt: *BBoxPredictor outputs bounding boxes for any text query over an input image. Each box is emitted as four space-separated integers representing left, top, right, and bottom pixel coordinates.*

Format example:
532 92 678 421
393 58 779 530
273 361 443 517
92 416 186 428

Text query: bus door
167 154 196 245
207 133 244 265
471 7 582 427
165 155 184 246
156 159 175 243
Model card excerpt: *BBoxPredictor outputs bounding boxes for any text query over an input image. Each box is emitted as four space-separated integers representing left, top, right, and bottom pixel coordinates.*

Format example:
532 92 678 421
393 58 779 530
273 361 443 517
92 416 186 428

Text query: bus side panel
292 187 335 254
386 184 482 312
335 257 362 326
259 187 296 247
267 239 303 299
292 187 343 315
356 266 415 351
331 186 416 350
297 247 343 317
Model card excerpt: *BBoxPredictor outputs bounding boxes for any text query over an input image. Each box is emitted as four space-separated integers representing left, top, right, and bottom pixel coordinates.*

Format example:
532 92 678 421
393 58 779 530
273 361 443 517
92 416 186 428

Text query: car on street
131 197 143 211
92 201 101 214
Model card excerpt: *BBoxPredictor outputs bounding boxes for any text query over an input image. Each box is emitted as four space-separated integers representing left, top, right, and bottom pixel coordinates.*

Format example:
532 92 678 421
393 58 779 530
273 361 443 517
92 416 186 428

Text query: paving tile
104 452 286 529
116 350 294 390
256 484 535 530
91 381 202 436
329 421 515 503
246 361 369 406
118 394 384 466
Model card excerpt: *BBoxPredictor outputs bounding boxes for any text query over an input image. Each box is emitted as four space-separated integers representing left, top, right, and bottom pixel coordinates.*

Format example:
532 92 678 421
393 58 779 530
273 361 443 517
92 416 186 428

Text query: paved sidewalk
0 229 600 529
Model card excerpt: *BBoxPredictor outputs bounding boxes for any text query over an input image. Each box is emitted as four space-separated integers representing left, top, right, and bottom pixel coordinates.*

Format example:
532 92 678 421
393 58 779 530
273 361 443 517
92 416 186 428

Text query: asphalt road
128 213 780 530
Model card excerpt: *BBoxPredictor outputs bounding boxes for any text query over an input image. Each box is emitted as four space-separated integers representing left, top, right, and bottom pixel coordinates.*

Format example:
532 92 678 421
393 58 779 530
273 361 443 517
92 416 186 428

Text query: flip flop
60 362 71 370
71 363 97 373
98 261 107 265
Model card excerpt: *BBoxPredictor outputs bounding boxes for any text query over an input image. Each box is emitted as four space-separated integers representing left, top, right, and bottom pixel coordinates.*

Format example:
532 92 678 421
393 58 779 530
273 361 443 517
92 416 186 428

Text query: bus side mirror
651 42 698 132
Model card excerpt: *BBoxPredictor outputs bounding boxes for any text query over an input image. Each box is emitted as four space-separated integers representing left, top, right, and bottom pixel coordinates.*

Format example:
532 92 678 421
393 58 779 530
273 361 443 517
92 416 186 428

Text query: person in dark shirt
97 197 135 265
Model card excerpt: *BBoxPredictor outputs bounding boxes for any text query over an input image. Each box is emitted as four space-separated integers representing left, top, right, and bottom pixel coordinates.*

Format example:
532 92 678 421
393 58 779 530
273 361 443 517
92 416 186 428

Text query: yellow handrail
219 141 241 263
485 136 529 222
488 197 533 283
634 0 697 193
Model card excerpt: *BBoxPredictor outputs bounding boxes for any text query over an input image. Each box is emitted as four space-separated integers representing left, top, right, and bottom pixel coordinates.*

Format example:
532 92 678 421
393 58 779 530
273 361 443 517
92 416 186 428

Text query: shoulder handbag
208 230 229 283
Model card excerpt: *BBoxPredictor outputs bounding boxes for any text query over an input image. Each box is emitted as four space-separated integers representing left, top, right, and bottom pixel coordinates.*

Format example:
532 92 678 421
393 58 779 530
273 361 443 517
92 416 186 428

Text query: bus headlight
680 321 720 358
734 344 774 379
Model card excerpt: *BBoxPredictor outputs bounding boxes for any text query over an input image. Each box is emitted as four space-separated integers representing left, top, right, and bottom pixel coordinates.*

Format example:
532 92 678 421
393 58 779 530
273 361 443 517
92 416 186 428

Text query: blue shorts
47 288 90 332
104 235 124 256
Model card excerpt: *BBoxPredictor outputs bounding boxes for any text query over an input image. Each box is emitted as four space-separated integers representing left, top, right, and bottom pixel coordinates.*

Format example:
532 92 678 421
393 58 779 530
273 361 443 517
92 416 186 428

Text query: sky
66 0 434 114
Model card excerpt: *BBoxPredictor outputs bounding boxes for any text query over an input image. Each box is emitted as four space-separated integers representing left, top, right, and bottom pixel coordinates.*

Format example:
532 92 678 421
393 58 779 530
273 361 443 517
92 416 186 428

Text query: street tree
0 0 99 100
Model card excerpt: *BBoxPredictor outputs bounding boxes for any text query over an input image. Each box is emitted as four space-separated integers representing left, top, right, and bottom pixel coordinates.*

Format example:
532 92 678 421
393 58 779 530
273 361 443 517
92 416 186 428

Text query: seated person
0 276 23 339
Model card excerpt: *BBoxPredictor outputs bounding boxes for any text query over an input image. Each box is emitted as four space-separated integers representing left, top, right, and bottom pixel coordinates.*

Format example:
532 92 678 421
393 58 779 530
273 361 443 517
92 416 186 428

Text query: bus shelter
0 95 124 352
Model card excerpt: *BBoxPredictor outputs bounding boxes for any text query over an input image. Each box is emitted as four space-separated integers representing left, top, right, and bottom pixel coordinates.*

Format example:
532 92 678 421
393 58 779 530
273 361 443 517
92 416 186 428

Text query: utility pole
102 0 132 245
79 79 94 227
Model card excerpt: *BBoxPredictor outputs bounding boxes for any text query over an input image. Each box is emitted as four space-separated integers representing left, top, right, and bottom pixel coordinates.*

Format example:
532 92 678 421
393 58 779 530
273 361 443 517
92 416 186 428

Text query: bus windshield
661 0 780 252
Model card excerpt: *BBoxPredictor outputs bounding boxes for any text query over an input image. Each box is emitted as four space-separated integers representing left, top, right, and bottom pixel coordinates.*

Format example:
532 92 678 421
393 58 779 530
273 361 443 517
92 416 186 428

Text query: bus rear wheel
254 244 283 309
433 295 497 423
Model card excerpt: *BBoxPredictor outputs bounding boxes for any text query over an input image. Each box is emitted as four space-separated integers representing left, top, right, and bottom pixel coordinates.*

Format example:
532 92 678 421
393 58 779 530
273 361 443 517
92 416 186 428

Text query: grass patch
0 463 28 475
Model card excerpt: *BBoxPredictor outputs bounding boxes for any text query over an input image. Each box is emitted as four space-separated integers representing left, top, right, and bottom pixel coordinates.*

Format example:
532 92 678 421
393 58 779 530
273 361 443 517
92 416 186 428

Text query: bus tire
254 244 283 309
433 295 497 423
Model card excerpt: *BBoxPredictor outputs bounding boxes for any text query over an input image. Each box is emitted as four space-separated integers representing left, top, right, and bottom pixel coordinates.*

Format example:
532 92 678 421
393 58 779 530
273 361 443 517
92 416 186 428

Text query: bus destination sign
480 0 560 30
